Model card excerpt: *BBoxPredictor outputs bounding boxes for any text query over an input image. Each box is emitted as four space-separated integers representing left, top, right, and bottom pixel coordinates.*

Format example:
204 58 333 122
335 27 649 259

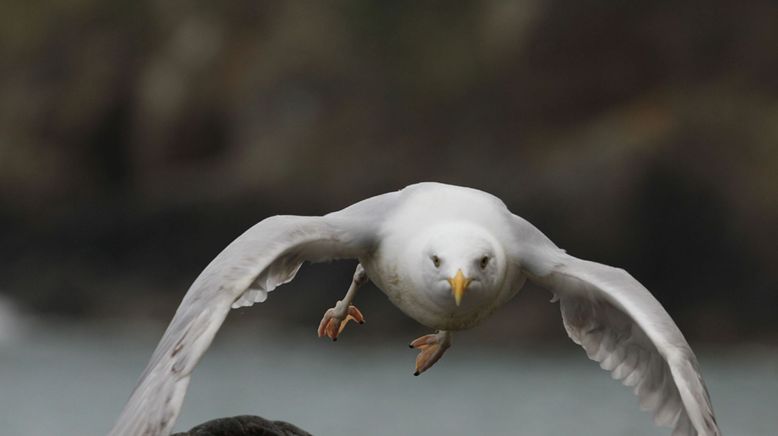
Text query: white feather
108 191 401 436
532 250 720 436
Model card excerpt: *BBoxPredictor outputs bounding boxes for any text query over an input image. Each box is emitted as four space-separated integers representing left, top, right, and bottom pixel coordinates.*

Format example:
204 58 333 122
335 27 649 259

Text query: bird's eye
480 256 490 269
431 255 441 268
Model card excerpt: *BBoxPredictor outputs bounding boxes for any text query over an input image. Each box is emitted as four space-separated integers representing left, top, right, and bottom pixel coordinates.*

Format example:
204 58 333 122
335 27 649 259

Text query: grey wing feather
108 191 401 436
508 214 720 436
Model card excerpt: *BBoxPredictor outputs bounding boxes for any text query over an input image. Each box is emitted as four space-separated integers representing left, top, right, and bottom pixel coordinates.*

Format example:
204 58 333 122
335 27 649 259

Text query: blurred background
0 1 776 435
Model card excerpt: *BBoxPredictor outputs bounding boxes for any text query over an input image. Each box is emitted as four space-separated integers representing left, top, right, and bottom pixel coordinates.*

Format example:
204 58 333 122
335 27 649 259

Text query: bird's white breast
361 184 524 330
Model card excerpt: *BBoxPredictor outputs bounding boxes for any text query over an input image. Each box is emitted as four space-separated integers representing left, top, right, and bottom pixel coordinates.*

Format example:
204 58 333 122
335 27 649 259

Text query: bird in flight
109 182 719 436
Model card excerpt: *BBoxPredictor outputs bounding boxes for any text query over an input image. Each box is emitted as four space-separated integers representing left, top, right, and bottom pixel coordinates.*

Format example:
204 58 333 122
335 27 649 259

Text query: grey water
0 321 775 436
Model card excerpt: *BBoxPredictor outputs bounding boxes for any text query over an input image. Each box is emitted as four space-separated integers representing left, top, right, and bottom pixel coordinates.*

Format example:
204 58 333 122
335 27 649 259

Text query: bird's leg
317 264 367 341
409 330 452 376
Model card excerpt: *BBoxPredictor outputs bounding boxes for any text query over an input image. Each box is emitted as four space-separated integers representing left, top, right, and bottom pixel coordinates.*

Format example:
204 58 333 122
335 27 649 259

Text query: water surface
0 322 775 435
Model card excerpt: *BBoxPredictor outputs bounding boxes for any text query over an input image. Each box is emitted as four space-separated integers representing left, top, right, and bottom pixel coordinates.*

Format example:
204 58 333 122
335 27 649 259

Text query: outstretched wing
108 192 400 436
508 214 720 436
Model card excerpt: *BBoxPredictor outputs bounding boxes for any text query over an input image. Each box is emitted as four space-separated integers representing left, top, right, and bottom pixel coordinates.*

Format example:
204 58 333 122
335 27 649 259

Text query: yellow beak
447 269 472 306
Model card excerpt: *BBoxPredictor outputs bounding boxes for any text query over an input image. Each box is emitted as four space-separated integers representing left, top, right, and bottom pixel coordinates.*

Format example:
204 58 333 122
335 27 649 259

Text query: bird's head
416 222 507 309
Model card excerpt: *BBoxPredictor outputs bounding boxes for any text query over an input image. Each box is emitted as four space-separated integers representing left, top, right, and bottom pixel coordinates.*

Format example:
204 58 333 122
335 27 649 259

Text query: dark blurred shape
171 415 311 436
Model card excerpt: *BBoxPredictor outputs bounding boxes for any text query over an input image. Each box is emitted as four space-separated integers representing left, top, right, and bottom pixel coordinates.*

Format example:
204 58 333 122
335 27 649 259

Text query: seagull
109 182 720 436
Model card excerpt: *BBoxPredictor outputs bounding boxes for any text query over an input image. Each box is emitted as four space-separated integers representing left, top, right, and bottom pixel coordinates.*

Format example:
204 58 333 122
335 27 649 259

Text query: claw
409 334 437 349
317 304 365 341
414 346 443 375
347 305 365 324
317 308 335 338
409 331 451 376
